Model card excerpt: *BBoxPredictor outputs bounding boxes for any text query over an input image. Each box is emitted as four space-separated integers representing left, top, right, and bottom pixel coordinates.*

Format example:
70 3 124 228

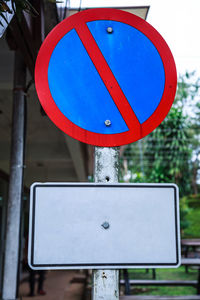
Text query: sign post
93 147 119 300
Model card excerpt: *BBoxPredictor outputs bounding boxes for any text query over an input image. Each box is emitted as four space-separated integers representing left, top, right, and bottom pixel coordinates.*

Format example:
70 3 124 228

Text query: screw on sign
35 8 177 147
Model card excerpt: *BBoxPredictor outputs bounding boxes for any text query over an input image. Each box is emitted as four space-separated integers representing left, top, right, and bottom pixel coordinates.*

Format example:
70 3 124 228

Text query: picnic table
181 239 200 255
181 239 200 272
120 258 200 297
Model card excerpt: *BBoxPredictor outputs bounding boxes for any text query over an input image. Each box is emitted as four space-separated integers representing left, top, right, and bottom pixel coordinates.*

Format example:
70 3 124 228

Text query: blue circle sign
35 8 177 147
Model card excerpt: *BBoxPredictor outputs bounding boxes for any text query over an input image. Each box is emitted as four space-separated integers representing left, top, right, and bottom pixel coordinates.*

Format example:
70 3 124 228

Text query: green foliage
121 71 200 198
185 208 200 237
180 194 200 237
0 0 64 26
144 105 192 196
0 0 38 22
179 196 191 233
176 71 200 108
0 0 11 26
182 193 200 207
13 0 38 17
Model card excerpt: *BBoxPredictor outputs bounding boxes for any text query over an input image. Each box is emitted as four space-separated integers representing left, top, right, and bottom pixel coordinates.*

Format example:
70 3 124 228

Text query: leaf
0 1 12 13
23 0 38 16
0 11 9 24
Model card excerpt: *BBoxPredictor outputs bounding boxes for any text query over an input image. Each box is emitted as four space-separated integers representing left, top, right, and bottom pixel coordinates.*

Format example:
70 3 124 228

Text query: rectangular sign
28 183 180 270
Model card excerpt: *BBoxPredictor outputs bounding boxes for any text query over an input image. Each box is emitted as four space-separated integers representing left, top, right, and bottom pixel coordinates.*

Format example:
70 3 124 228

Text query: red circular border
35 8 177 147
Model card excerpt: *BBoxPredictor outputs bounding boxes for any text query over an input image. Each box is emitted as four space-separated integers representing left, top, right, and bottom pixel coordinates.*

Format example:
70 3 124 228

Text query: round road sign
35 8 177 147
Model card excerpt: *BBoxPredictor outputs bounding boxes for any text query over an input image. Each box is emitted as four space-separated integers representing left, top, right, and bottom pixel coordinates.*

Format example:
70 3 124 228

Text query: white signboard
28 183 180 270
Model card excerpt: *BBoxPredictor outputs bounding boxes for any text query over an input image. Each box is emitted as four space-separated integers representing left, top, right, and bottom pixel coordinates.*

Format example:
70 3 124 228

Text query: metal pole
93 147 119 300
2 50 26 300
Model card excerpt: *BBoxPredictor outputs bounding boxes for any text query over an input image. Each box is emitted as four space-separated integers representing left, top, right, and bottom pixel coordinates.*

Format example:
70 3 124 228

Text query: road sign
35 8 177 147
28 183 180 270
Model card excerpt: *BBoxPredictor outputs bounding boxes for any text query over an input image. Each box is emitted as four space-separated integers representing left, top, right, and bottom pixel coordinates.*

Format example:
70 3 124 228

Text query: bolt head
101 222 110 229
107 27 113 33
105 120 111 126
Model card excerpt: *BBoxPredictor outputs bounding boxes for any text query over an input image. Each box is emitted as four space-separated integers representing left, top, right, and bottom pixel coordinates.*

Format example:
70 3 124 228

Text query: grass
122 267 198 296
184 207 200 238
181 194 200 238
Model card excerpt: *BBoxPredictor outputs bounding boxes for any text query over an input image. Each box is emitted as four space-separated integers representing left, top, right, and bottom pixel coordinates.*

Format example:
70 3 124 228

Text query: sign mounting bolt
101 222 110 229
107 27 113 33
105 120 111 126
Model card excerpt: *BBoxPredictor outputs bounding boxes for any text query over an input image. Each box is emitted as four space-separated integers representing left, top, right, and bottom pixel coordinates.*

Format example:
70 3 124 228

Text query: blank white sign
28 183 180 269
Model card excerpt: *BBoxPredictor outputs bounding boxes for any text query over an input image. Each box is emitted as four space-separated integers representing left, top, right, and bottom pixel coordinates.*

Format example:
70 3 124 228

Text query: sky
66 0 200 78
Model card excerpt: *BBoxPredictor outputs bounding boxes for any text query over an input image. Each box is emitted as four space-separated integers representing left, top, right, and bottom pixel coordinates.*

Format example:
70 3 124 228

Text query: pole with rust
2 50 26 300
93 147 119 300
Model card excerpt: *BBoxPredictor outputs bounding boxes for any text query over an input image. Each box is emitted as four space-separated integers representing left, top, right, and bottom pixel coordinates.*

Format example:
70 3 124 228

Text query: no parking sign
35 8 177 146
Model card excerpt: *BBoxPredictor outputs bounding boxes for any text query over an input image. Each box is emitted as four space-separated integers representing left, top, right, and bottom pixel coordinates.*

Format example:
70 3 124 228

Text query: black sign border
30 183 179 268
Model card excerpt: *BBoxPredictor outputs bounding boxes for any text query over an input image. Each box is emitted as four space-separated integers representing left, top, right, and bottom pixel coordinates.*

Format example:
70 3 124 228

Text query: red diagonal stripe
75 22 141 134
